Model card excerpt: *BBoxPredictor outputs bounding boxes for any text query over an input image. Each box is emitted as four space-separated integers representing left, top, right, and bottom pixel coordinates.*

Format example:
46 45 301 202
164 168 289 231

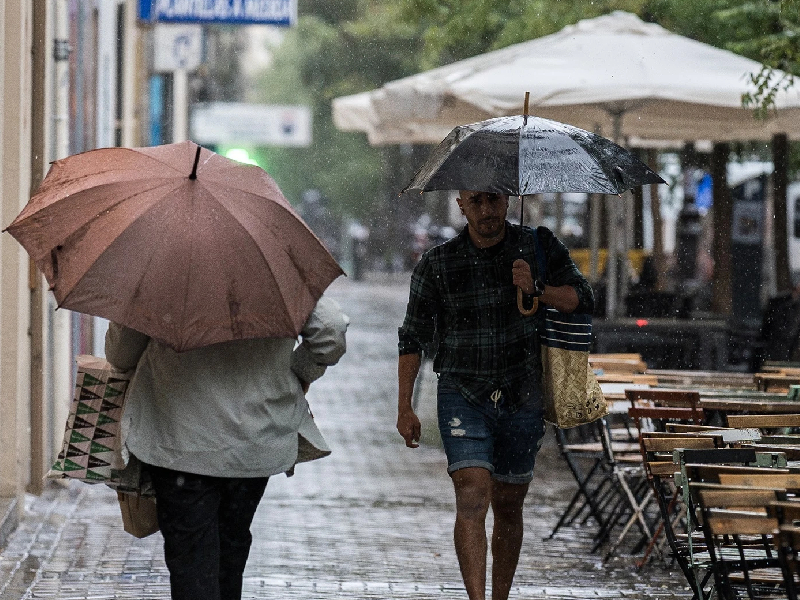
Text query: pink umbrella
5 140 344 352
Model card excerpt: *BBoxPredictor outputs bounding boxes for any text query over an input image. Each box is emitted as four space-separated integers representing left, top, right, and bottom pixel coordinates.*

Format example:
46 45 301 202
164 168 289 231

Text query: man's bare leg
490 480 529 600
452 467 493 600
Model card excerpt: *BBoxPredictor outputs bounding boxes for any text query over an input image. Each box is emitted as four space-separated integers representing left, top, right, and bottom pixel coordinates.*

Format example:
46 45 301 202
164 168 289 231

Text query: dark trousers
148 465 269 600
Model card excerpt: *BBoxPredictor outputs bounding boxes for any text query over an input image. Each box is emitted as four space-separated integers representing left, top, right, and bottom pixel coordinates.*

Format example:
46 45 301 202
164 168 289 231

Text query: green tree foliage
645 0 800 116
251 4 423 224
399 0 649 67
733 1 800 117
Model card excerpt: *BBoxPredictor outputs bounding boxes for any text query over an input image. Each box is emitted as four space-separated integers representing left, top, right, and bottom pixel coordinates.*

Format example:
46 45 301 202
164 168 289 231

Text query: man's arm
513 259 579 313
291 296 349 391
539 283 579 313
397 352 422 448
397 253 439 448
541 228 595 314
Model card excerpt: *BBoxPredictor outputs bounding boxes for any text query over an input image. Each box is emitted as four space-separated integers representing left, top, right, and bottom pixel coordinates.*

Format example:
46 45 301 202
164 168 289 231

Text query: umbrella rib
121 145 206 177
31 177 179 234
56 185 179 322
205 186 324 321
195 184 299 333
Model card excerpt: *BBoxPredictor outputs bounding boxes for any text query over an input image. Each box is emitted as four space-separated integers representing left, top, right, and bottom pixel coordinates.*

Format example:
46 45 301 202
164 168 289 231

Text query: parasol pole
518 91 538 316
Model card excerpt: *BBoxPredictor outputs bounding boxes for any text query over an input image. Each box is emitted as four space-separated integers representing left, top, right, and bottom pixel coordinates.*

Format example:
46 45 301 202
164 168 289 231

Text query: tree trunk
711 143 732 315
647 149 665 292
773 133 791 292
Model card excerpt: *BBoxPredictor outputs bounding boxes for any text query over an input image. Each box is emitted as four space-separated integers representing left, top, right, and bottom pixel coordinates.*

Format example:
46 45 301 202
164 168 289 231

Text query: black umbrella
402 101 665 315
402 113 664 196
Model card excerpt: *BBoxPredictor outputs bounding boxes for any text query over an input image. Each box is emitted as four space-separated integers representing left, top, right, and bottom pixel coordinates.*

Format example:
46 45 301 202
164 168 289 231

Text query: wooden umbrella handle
517 286 538 316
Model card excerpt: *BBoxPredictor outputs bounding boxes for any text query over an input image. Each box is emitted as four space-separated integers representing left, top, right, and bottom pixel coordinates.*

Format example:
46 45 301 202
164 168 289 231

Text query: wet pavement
0 276 692 599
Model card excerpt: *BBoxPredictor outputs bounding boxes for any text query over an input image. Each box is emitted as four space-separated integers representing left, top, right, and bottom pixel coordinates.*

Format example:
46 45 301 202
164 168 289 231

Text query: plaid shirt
398 223 594 406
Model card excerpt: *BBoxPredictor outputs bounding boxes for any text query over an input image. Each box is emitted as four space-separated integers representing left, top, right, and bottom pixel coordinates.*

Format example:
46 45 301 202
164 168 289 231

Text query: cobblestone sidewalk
0 276 692 599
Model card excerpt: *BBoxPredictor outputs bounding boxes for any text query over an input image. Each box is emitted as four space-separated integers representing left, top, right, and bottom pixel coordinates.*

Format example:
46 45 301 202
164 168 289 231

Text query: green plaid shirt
398 223 594 406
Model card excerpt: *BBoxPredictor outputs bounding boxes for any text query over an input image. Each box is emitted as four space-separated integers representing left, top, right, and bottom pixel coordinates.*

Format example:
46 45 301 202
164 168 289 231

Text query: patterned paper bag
48 355 132 483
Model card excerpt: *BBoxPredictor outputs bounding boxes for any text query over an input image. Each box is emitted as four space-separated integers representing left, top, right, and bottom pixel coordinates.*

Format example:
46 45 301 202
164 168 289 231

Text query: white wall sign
154 24 203 72
191 102 312 146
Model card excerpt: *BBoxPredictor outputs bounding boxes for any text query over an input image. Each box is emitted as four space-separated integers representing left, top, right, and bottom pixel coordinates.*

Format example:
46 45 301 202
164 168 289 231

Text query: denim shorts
437 381 546 485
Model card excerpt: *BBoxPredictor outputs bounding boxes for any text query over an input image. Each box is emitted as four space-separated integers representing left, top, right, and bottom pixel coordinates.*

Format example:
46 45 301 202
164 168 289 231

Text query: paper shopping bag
48 355 132 483
117 492 159 538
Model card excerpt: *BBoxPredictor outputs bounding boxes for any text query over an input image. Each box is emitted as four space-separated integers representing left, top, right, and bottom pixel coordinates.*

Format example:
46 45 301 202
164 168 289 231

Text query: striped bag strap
532 227 593 351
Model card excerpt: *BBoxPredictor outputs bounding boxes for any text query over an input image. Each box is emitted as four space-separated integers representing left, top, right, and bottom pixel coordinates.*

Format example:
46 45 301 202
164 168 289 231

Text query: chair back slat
682 448 758 465
717 473 800 490
686 464 790 484
727 414 800 429
642 436 716 452
629 405 705 425
626 388 701 408
704 512 779 535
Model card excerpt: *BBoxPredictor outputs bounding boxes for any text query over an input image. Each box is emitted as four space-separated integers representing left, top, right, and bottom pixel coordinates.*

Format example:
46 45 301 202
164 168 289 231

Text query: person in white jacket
105 295 348 600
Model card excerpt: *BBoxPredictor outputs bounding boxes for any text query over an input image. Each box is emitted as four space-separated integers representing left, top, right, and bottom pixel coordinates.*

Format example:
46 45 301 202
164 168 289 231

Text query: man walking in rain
396 190 593 600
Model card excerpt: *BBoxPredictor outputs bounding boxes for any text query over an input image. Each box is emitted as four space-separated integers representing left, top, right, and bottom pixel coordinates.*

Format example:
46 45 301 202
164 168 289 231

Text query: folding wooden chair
768 496 800 598
774 524 800 600
600 402 707 563
627 389 705 426
549 419 623 540
637 432 716 591
677 449 787 600
595 412 661 560
695 485 785 600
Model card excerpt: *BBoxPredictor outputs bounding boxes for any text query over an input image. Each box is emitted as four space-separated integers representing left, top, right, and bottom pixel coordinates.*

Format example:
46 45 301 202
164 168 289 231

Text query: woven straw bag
540 307 607 429
528 226 606 428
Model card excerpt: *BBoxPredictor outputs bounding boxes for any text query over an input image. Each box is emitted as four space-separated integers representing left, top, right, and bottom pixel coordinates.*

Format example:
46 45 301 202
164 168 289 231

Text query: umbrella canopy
5 141 344 352
403 115 664 196
332 11 800 145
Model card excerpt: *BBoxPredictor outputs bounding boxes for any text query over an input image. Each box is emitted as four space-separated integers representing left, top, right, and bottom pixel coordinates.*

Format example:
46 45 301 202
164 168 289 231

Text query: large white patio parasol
333 11 800 146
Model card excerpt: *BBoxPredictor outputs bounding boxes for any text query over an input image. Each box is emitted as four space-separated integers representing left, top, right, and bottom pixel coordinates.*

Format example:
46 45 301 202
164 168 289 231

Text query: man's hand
512 259 535 294
397 408 421 448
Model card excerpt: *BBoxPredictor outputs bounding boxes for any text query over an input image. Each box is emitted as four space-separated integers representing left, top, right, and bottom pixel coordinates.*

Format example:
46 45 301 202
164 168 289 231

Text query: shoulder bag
531 228 607 428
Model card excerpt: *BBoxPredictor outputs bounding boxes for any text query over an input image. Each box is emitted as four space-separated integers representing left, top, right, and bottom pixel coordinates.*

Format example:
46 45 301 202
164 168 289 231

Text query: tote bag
532 228 607 429
48 355 131 483
540 307 607 428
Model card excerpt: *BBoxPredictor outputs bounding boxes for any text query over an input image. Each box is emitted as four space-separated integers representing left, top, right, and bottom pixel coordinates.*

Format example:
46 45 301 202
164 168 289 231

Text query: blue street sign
139 0 296 26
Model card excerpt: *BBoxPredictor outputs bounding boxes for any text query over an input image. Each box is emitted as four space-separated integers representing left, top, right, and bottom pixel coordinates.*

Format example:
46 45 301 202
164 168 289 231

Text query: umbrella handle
517 286 538 316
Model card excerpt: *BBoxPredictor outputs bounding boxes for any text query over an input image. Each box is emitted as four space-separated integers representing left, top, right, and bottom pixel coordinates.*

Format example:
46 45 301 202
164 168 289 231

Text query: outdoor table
754 372 800 392
646 369 756 390
699 397 800 414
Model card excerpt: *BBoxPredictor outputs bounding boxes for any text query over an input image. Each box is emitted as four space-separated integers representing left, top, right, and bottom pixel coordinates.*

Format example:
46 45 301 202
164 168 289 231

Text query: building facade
0 0 143 543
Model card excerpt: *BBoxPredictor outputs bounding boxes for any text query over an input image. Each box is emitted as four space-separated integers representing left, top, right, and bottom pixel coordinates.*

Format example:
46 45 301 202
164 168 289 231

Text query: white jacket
105 296 348 478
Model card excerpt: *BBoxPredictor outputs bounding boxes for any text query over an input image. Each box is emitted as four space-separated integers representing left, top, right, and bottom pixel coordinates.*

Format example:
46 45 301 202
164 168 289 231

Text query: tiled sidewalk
0 277 692 599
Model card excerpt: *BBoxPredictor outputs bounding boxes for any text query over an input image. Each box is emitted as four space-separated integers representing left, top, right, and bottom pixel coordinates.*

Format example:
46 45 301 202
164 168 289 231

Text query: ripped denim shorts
436 381 545 485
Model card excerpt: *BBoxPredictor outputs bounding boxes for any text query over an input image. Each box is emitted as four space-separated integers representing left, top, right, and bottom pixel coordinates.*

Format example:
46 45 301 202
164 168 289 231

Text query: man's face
457 191 509 242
